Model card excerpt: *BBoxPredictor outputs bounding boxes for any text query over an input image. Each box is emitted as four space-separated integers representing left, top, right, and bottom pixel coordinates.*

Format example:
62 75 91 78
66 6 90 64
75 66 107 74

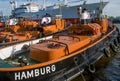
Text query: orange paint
0 18 116 73
0 19 66 43
43 19 65 35
30 22 103 62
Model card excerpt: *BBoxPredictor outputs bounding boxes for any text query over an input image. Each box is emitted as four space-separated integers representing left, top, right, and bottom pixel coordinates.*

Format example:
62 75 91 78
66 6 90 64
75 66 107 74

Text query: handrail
69 35 80 41
47 40 69 55
0 38 35 47
53 35 80 41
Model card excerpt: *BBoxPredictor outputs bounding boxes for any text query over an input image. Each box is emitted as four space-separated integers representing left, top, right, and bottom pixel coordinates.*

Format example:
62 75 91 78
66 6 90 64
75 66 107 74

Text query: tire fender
104 48 111 57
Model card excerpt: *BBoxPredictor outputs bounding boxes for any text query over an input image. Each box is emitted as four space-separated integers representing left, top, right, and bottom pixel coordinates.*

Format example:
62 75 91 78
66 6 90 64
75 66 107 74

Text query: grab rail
53 35 80 41
47 40 69 55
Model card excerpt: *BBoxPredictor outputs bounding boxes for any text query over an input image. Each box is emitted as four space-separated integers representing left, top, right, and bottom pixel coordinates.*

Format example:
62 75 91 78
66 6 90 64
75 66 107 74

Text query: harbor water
72 24 120 81
97 24 120 81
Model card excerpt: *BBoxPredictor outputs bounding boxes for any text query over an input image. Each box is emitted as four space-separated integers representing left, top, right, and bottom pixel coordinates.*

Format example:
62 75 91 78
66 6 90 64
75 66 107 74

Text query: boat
11 0 108 23
0 1 120 81
0 16 66 47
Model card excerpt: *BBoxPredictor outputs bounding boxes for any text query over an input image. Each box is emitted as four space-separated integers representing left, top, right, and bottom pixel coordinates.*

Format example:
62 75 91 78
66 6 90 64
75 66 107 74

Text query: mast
10 0 17 10
0 11 3 22
0 11 3 17
64 0 67 5
27 0 32 2
58 0 63 15
99 0 103 20
82 0 88 8
42 0 46 10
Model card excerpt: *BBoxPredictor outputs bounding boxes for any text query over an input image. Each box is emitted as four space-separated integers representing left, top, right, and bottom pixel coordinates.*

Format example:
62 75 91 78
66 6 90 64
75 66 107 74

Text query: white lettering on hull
15 65 56 80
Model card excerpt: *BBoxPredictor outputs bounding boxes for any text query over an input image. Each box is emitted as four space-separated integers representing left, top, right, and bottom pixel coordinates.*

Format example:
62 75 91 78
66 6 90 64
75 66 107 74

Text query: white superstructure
11 0 108 21
11 3 39 15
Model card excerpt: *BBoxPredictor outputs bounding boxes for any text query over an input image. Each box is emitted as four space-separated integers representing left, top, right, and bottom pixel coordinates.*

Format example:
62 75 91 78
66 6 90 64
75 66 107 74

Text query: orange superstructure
30 19 105 62
30 36 91 62
0 18 66 44
43 19 65 35
93 19 108 34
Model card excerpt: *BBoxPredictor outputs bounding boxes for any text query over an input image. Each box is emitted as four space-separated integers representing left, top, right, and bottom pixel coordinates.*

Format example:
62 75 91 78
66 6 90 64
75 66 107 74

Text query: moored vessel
11 0 108 23
0 1 120 81
0 16 66 47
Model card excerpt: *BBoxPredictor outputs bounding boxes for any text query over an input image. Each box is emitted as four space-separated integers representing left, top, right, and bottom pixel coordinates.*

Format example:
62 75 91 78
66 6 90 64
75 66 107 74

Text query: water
103 55 120 81
72 24 120 81
94 52 120 81
95 24 120 81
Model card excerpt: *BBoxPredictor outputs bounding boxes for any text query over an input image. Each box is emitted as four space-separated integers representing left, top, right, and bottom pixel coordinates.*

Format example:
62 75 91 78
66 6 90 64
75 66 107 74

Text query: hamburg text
15 65 56 80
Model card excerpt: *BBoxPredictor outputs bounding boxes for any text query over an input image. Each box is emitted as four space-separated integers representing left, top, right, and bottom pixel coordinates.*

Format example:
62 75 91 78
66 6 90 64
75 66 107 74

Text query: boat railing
53 35 80 41
47 40 69 55
0 38 35 48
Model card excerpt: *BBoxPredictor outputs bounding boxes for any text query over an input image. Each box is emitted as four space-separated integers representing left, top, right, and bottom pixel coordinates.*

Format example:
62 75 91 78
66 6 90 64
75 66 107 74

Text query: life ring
41 17 51 25
110 43 117 52
104 48 111 57
88 64 96 73
114 38 119 47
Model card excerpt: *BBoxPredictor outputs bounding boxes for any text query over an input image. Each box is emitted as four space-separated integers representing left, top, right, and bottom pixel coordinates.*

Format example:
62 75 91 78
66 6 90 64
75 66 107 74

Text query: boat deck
2 35 92 68
3 52 40 68
30 34 95 62
31 35 92 51
0 58 14 68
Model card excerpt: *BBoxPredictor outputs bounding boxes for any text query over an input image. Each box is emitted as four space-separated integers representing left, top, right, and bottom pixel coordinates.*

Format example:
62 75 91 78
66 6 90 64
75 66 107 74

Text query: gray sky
0 0 120 17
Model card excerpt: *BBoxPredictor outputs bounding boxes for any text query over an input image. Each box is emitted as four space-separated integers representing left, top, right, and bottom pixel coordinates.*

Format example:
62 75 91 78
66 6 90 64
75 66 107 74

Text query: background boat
11 0 108 23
